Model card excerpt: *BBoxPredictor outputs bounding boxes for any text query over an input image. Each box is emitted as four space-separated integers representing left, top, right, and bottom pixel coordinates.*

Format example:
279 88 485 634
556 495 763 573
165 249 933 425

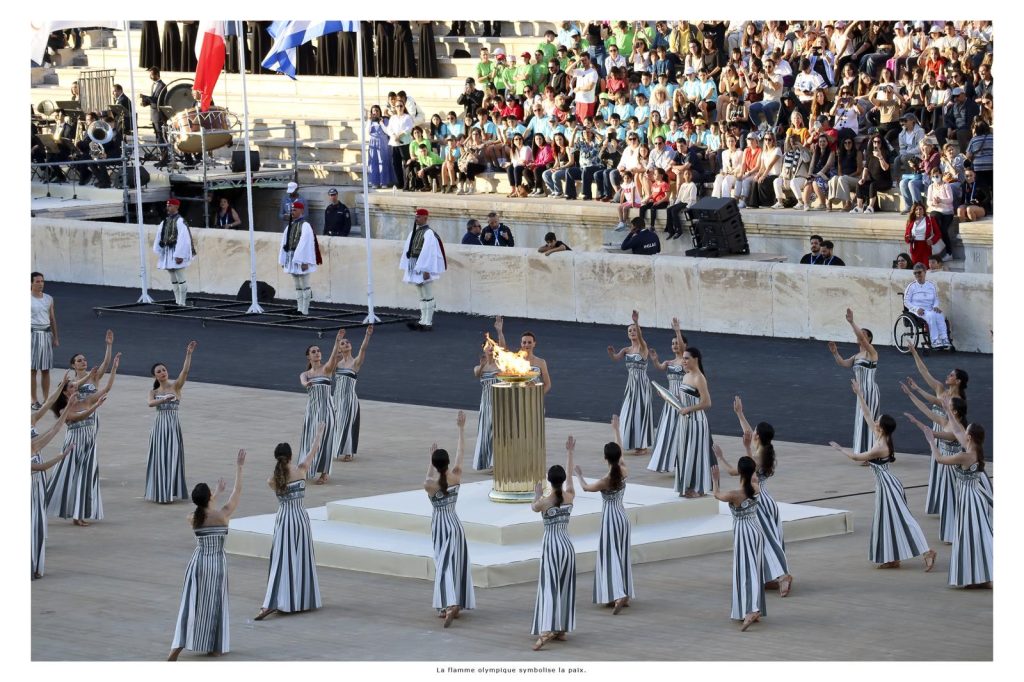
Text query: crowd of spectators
364 19 993 252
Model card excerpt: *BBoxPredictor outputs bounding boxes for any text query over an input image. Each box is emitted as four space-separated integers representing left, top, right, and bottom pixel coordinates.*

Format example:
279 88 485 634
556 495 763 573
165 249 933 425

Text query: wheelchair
893 293 955 354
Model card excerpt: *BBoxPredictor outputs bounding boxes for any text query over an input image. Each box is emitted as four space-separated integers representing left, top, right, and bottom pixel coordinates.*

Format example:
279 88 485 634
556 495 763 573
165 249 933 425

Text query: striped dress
262 480 322 612
44 414 103 520
674 383 712 495
619 353 653 450
647 364 684 472
430 484 476 611
852 359 879 455
866 459 930 564
171 525 230 654
756 470 789 581
303 376 336 479
947 462 993 587
145 394 189 503
31 293 54 370
330 368 359 459
729 496 765 621
593 485 634 604
925 405 958 535
472 370 498 470
31 453 47 577
531 504 576 635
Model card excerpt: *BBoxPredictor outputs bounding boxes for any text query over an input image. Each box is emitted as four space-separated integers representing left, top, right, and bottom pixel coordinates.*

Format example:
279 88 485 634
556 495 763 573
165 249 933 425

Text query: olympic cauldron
485 336 546 502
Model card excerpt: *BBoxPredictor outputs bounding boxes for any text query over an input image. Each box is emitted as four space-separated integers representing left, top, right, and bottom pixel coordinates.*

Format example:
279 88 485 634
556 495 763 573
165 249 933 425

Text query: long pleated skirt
171 526 230 654
948 465 993 587
868 461 930 564
262 481 322 612
303 377 336 478
730 498 766 620
852 360 879 454
755 478 789 581
145 401 189 503
430 485 475 610
31 457 47 577
531 505 576 635
593 487 634 603
44 417 102 520
472 373 497 470
330 369 359 459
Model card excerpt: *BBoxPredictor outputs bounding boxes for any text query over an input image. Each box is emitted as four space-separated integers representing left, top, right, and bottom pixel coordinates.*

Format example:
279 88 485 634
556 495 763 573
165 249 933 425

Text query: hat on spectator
465 77 475 84
836 21 847 28
599 92 612 100
415 208 429 216
495 53 506 60
900 112 917 121
327 188 338 196
951 87 964 96
166 198 180 206
894 22 906 30
929 24 943 34
792 23 803 31
823 21 834 28
684 66 696 75
291 201 304 210
520 51 531 59
746 131 759 139
287 181 298 193
693 117 705 125
816 115 829 124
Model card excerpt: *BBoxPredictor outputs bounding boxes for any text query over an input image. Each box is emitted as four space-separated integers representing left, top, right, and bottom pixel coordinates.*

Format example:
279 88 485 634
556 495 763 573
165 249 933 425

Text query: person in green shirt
475 47 494 89
606 20 635 56
537 30 558 63
513 53 533 96
410 142 443 192
531 49 547 90
493 53 510 95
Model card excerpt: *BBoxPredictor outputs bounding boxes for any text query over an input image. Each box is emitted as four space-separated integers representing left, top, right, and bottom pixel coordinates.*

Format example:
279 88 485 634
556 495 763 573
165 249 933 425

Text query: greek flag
261 21 357 79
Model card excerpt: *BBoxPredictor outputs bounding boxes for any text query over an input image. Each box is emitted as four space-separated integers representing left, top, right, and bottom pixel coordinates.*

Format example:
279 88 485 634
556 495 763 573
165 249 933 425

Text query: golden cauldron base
488 488 537 503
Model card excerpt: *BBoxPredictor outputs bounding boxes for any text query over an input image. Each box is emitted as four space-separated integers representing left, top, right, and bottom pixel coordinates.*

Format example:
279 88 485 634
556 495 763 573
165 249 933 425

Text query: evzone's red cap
166 198 180 206
292 201 305 209
416 208 429 216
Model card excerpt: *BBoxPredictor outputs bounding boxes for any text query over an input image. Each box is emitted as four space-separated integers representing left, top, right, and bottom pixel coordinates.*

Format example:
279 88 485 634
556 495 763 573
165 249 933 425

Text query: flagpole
358 22 380 324
236 19 264 314
125 20 154 304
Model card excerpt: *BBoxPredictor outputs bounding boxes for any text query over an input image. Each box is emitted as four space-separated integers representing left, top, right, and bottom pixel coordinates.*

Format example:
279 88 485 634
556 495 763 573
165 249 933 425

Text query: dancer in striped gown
472 318 503 470
424 411 475 627
256 423 326 620
828 308 879 456
904 342 970 518
331 325 373 463
31 402 74 579
145 341 196 503
714 397 793 597
168 449 247 661
831 379 936 571
530 436 577 651
901 384 971 542
574 415 634 613
607 309 653 455
301 330 345 483
712 457 765 631
906 407 992 588
45 353 120 526
30 271 59 411
674 347 713 497
647 317 688 472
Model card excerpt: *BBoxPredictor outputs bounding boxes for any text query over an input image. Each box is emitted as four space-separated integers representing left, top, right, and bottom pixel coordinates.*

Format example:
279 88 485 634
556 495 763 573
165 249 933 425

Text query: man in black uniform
620 217 661 254
112 84 133 135
139 67 167 150
323 188 351 236
799 234 824 264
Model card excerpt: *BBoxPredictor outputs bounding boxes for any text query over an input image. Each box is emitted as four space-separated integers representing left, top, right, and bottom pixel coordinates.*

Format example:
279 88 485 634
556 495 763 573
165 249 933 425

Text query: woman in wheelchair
828 308 879 456
901 263 951 350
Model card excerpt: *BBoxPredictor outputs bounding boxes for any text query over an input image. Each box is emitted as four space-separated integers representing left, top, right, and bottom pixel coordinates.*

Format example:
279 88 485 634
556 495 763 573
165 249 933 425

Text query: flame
484 334 533 375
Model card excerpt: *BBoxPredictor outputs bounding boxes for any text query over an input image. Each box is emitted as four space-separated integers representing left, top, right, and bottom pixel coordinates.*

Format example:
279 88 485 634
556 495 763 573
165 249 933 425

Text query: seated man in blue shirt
620 217 661 254
461 218 483 245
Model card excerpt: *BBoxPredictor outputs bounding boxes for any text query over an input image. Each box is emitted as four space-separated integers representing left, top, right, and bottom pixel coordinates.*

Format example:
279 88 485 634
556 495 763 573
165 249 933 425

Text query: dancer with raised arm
714 397 793 597
31 393 74 579
647 318 687 472
830 379 936 571
145 341 197 504
904 342 970 518
575 415 634 614
472 316 503 471
331 326 373 463
300 330 345 484
45 353 120 526
607 310 653 456
906 401 992 588
495 322 552 394
168 449 247 661
425 411 475 628
827 308 879 456
530 436 577 651
31 272 59 411
674 347 713 498
256 423 326 621
711 457 765 632
66 329 115 432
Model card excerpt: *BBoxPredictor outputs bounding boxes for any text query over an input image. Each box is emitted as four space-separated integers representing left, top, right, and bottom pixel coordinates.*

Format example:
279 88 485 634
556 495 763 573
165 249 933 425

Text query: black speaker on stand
684 197 749 257
231 150 260 173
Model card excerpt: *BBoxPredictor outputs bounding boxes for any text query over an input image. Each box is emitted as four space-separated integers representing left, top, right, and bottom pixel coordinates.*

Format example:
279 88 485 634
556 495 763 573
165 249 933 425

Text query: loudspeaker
112 166 151 188
691 217 749 257
236 279 276 302
687 196 740 222
231 150 260 173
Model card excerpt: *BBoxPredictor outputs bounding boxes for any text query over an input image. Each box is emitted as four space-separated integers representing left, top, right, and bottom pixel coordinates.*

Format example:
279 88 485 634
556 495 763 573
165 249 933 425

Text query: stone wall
32 219 992 352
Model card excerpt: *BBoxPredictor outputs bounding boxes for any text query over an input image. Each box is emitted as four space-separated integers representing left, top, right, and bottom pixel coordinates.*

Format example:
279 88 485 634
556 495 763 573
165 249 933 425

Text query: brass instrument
86 119 114 159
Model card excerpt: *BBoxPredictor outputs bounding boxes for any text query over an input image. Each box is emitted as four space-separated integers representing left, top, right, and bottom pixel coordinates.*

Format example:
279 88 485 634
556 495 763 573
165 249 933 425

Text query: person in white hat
279 201 318 315
279 181 308 230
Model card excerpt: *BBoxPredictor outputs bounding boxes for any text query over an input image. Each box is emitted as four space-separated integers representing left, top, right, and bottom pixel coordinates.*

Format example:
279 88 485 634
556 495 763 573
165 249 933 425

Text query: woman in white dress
145 341 196 503
711 456 765 631
300 330 345 484
330 326 373 463
607 309 653 456
647 318 687 472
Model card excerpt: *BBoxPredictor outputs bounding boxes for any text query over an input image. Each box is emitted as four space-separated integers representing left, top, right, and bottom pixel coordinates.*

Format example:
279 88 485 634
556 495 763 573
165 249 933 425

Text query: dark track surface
51 282 992 456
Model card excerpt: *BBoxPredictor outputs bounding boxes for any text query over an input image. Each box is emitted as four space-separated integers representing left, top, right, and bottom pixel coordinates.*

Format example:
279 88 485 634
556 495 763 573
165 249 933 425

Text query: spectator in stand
817 240 845 266
853 133 892 213
927 254 945 272
483 212 515 247
620 216 661 255
753 131 782 209
785 110 810 146
439 137 461 194
893 113 925 182
604 44 627 80
894 252 912 269
543 132 574 198
944 86 979 157
638 167 671 229
606 131 643 202
965 120 993 196
385 100 414 189
666 167 698 239
538 232 571 256
506 133 533 197
901 136 940 213
774 134 812 208
565 126 601 201
793 58 827 120
800 235 824 264
459 78 484 120
547 59 569 96
799 135 836 211
615 170 643 230
828 137 863 212
595 133 622 202
526 133 554 197
410 142 443 192
904 263 950 348
572 53 599 121
956 168 989 222
903 203 941 268
925 166 955 262
462 219 483 245
735 132 762 209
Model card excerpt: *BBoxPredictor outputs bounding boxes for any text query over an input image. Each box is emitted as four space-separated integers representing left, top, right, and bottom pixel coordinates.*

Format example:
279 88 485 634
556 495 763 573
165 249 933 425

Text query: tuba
87 119 114 159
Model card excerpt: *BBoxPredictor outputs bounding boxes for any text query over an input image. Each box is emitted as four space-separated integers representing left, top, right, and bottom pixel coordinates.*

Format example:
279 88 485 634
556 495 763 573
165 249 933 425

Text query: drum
168 106 232 154
490 382 546 502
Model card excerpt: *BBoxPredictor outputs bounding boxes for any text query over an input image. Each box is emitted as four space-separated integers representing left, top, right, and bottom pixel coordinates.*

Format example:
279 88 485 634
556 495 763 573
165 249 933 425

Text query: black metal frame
93 295 415 337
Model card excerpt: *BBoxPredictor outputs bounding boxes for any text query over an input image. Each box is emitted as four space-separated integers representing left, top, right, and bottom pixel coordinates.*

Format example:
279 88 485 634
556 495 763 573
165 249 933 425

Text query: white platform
226 480 852 587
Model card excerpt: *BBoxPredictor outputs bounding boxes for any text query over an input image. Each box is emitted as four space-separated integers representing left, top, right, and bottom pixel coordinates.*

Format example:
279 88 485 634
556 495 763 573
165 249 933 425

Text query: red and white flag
194 21 235 111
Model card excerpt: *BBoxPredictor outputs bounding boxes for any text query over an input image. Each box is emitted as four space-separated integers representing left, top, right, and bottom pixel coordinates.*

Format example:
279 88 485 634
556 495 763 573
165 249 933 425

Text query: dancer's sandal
923 549 936 572
613 597 630 615
443 606 459 628
740 612 758 631
254 608 278 621
532 632 557 651
778 575 793 598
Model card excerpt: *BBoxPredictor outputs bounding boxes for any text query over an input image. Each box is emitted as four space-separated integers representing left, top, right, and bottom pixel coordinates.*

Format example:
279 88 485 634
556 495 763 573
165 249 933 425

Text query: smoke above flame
484 333 533 375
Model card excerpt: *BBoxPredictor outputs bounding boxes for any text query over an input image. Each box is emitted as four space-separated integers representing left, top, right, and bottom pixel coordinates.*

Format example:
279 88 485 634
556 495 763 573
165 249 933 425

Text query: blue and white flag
261 20 357 79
